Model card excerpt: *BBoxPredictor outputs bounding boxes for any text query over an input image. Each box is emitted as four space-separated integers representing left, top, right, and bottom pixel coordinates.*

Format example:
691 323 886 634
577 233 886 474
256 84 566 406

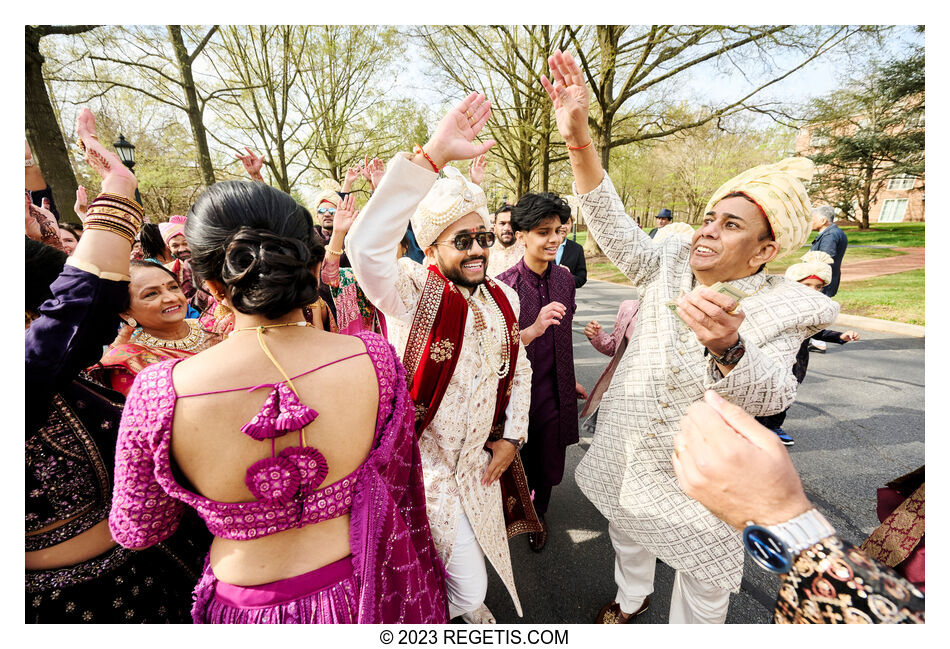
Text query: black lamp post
113 134 142 205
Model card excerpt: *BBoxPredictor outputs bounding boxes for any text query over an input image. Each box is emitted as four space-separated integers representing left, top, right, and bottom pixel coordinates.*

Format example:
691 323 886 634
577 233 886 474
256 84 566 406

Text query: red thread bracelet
414 145 441 173
567 140 593 151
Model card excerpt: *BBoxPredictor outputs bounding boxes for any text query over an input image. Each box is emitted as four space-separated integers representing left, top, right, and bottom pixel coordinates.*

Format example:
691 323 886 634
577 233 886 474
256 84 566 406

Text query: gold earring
122 316 137 328
213 297 232 319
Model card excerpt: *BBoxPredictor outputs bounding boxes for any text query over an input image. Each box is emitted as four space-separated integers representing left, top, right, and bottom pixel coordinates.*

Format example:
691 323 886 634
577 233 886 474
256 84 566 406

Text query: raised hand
342 163 363 193
469 153 487 186
74 186 89 222
540 50 591 148
76 108 137 199
366 157 386 189
332 193 360 235
584 320 602 340
358 154 372 182
25 191 64 251
421 92 497 169
235 146 265 181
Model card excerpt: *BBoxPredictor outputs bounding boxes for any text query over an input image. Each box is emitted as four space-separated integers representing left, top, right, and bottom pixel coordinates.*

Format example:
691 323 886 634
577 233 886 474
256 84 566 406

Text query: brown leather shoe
595 596 651 624
528 520 548 552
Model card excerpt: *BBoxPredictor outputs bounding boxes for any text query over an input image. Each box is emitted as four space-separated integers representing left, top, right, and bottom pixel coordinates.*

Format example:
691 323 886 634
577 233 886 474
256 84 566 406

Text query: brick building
795 124 924 224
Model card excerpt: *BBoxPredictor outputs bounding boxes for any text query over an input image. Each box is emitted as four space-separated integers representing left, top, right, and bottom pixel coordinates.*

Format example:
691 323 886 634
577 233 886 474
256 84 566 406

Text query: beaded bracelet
326 247 345 257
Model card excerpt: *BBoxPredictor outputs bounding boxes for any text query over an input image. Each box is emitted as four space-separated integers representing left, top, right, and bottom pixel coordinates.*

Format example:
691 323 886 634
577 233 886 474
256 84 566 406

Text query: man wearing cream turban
348 93 535 623
313 178 344 246
542 49 839 624
755 251 859 446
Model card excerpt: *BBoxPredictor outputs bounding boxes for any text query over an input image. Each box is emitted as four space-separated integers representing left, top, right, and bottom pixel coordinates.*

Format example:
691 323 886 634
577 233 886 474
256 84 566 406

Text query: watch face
742 525 794 574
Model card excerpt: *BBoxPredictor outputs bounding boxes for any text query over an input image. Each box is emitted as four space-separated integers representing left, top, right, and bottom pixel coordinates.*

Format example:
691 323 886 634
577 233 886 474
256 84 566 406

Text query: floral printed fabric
775 536 924 624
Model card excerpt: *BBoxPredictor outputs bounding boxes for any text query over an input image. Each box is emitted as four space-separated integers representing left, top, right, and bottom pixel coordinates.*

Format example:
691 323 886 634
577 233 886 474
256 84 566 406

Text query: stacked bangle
84 192 145 243
413 145 441 173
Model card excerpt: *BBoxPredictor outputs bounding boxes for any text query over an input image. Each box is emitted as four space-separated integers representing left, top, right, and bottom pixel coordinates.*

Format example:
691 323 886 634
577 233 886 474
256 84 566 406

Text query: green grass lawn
832 222 925 248
834 269 925 326
764 246 906 274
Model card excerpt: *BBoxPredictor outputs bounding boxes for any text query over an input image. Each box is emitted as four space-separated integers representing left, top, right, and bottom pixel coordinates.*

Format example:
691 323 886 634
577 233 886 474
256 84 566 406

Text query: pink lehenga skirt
193 556 359 624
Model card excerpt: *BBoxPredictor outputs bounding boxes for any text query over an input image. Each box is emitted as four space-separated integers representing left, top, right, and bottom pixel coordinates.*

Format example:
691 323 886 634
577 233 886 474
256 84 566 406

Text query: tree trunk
25 27 81 224
859 164 874 230
168 26 216 187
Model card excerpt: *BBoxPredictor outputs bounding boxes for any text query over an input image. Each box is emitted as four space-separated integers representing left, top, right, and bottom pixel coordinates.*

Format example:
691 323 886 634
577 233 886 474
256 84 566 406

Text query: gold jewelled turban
784 250 834 285
704 157 815 260
411 165 490 249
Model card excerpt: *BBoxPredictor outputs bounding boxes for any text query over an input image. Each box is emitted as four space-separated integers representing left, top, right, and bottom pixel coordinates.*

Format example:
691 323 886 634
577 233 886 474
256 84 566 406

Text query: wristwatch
706 336 745 366
742 508 836 574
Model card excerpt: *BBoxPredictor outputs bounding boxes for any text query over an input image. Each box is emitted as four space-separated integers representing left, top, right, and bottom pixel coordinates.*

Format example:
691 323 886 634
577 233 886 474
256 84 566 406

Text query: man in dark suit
647 208 673 238
556 213 587 288
809 205 848 297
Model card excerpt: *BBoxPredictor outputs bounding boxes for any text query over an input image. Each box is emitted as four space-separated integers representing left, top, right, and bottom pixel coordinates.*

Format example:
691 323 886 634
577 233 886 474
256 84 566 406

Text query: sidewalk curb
835 313 925 338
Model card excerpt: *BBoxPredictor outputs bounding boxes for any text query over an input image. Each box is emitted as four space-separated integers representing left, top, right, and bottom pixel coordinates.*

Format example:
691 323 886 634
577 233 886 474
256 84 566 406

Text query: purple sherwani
497 260 578 517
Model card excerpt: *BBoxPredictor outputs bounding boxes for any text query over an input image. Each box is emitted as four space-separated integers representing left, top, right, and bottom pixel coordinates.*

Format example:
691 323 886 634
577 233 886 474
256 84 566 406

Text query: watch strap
767 509 836 556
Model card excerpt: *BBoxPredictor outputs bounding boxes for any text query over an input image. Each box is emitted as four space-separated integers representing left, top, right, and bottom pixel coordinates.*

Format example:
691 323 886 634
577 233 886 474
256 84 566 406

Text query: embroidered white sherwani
486 240 525 278
574 173 839 592
347 154 532 615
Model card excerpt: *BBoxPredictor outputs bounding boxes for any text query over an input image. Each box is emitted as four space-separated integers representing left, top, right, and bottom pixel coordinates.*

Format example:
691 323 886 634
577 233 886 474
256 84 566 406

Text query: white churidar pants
609 521 730 624
445 509 488 619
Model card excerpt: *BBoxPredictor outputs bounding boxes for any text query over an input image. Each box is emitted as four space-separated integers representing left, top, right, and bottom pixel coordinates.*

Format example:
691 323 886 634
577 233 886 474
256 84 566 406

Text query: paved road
484 279 925 624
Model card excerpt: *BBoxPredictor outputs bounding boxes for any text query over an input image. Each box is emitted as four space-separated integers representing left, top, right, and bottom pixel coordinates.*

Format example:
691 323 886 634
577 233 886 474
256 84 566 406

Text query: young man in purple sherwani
498 193 588 552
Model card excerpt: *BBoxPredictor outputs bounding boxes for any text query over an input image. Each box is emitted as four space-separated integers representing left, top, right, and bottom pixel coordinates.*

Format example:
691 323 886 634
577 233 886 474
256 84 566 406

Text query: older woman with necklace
88 260 221 396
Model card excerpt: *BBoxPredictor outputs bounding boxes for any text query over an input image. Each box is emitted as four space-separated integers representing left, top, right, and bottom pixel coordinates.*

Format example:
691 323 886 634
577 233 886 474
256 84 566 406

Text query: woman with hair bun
109 179 448 623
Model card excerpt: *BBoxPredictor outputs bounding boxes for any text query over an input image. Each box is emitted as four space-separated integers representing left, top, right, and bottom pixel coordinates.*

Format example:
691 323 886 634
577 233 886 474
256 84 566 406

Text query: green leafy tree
806 45 924 229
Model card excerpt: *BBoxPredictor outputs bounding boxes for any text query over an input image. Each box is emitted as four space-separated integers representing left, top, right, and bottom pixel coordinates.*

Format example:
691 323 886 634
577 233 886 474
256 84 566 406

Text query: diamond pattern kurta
574 173 840 592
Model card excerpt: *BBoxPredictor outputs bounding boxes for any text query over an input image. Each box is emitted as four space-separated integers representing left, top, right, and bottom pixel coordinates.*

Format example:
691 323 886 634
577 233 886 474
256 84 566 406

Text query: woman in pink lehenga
109 179 447 624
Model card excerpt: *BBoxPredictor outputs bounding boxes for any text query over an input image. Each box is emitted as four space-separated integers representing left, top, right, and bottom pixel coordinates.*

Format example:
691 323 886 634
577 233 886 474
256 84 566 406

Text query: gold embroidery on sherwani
386 258 531 616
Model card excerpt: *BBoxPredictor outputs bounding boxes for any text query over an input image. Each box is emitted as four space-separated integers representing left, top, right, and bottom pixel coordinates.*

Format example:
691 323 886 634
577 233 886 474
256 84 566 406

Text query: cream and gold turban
785 250 833 285
410 165 490 249
653 221 694 243
704 157 815 260
313 178 342 208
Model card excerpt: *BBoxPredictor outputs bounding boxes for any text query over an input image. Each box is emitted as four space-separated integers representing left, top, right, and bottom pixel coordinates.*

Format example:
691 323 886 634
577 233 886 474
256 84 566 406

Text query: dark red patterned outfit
775 536 924 624
497 260 578 518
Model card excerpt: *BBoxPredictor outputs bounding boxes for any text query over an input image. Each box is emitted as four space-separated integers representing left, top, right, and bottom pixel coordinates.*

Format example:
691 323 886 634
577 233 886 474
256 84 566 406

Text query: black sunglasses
434 231 496 251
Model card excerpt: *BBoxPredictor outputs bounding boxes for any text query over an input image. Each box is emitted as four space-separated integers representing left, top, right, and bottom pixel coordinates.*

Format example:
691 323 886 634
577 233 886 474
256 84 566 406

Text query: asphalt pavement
483 279 925 624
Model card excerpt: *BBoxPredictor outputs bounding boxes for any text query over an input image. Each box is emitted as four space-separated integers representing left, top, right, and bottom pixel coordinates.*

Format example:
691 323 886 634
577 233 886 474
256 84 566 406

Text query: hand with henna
74 186 89 223
25 191 65 252
235 147 265 182
76 108 137 199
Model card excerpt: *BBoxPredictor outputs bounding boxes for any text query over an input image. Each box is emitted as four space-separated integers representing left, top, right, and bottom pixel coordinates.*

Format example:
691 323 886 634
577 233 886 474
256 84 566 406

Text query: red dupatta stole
403 265 542 538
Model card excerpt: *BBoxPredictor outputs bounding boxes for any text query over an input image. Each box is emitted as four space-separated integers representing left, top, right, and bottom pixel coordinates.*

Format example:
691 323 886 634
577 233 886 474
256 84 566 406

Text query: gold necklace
132 318 205 352
228 321 314 337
